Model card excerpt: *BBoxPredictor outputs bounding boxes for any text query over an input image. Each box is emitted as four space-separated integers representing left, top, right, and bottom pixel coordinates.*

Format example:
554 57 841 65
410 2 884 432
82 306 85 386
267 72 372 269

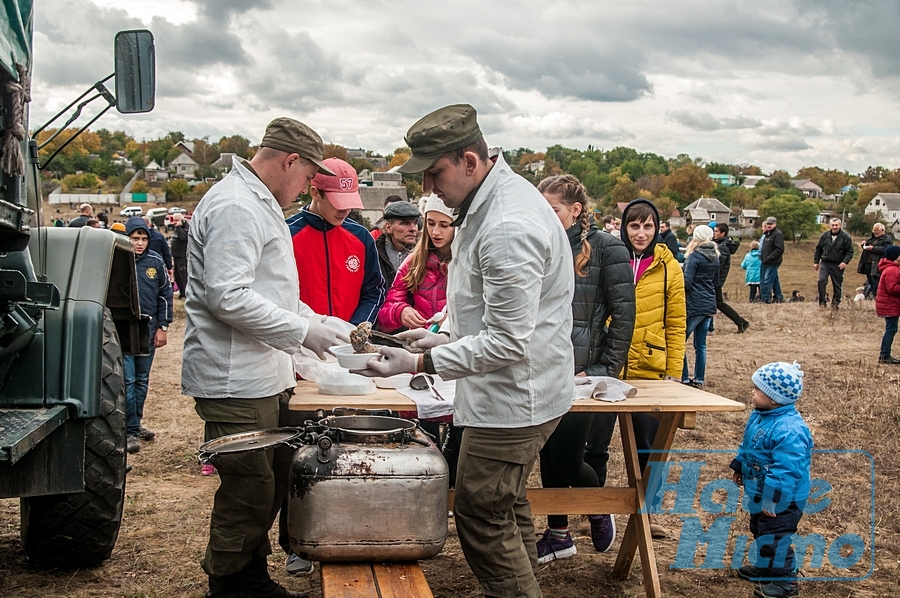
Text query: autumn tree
130 180 149 193
218 135 251 157
654 196 677 220
635 174 667 197
820 170 850 195
387 148 411 170
324 143 349 161
856 181 898 210
165 179 192 201
60 173 101 192
664 163 714 205
759 194 821 244
608 174 640 205
767 170 794 189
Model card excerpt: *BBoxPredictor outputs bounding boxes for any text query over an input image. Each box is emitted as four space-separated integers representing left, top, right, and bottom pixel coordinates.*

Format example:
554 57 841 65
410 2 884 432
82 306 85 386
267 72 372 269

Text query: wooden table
290 379 744 598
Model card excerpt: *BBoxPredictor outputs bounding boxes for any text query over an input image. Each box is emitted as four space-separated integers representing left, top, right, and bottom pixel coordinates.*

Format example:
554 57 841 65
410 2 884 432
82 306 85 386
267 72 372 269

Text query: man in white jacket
357 104 575 597
183 117 348 598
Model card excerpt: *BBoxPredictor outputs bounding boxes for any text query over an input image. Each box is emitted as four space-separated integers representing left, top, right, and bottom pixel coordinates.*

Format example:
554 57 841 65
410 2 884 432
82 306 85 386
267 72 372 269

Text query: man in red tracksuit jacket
286 157 385 325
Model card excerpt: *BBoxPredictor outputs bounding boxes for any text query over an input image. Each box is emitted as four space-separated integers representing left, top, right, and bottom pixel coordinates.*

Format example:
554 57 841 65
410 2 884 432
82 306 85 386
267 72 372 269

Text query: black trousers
716 285 747 328
749 500 803 577
584 412 659 487
539 412 599 528
817 261 845 305
174 256 188 298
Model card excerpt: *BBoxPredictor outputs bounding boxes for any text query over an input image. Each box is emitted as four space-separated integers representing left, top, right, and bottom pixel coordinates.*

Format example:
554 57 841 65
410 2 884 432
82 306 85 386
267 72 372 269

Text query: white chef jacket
182 156 313 399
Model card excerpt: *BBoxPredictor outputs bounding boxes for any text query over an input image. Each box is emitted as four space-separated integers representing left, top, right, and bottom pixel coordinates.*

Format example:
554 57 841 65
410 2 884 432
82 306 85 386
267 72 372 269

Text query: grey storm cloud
462 33 652 102
358 69 517 125
667 109 762 131
33 1 143 86
149 17 250 70
792 0 900 78
747 137 811 152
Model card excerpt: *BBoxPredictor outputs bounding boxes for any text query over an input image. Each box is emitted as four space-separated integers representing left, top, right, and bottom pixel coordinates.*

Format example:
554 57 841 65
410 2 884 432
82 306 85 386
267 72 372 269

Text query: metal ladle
409 373 445 401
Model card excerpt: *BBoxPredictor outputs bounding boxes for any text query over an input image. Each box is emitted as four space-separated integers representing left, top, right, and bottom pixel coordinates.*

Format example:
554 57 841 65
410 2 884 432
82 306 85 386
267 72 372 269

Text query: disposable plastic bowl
330 345 379 369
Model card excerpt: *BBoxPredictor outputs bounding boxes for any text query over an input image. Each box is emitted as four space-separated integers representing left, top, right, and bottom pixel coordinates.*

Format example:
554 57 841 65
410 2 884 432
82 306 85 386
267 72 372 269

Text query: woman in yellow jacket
584 198 686 542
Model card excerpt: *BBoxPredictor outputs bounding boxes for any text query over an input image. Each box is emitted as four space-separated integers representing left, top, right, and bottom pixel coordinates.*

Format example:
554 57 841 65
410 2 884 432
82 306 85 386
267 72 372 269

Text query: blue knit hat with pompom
752 361 804 405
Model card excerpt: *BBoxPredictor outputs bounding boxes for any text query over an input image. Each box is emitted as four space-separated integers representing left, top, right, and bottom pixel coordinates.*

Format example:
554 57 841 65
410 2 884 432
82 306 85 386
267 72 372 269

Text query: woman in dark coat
534 175 636 562
681 225 719 388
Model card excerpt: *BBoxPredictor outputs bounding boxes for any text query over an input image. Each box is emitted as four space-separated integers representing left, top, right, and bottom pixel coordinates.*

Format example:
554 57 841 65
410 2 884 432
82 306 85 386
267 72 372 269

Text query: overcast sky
28 0 900 174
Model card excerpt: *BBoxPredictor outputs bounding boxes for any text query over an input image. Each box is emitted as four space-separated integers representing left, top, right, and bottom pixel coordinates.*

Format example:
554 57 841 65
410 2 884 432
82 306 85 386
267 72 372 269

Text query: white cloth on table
574 376 637 402
397 376 455 419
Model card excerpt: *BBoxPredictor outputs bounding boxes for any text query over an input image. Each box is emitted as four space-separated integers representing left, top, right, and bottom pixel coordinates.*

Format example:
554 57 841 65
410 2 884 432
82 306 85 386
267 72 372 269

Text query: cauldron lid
198 427 300 455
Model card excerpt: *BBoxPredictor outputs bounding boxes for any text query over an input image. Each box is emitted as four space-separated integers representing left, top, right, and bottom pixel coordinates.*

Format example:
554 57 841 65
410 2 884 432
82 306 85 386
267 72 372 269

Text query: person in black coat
534 175 636 560
760 217 785 303
813 217 854 308
142 216 173 280
712 223 749 333
659 221 682 263
859 223 893 298
170 213 189 299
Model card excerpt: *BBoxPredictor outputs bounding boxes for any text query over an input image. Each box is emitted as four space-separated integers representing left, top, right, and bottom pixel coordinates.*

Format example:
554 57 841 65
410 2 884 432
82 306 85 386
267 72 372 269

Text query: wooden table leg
611 413 661 597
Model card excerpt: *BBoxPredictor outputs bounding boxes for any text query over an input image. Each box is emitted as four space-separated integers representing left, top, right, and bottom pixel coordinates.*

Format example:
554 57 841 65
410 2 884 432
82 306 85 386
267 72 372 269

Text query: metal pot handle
323 406 395 418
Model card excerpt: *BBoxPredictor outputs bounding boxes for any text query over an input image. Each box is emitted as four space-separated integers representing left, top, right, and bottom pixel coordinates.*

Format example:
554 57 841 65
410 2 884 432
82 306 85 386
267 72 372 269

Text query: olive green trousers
194 391 293 578
454 417 561 598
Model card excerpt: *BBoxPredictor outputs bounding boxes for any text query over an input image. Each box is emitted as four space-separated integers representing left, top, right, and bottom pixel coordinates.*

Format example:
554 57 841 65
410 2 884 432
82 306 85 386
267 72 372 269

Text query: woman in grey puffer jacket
535 175 636 562
681 225 719 388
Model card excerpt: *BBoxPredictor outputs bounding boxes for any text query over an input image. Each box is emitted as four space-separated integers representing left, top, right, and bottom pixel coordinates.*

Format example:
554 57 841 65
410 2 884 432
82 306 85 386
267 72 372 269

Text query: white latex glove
397 328 449 350
351 346 419 378
301 315 350 360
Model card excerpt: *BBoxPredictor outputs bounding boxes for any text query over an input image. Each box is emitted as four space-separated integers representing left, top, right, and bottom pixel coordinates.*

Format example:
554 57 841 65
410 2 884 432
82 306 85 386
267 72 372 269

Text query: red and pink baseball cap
311 158 363 210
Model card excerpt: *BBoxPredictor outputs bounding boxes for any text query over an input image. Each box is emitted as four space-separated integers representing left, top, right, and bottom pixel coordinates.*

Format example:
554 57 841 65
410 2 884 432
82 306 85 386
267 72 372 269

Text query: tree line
33 127 898 235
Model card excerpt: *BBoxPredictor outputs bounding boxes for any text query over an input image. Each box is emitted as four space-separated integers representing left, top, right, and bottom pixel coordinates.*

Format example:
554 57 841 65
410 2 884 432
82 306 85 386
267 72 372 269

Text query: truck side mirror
114 30 155 114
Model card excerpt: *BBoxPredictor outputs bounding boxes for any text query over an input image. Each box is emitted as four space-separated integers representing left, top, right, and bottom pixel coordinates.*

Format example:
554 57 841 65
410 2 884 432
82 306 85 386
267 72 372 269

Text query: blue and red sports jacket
286 207 385 324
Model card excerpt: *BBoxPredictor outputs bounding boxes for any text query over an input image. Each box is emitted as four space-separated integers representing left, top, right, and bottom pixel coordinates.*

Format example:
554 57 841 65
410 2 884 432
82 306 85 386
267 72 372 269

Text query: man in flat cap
375 200 421 286
354 104 574 597
183 117 349 598
760 216 785 303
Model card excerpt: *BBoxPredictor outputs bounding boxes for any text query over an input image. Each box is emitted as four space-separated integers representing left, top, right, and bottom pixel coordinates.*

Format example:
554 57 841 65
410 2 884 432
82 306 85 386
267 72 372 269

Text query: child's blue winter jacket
741 248 762 285
730 403 813 507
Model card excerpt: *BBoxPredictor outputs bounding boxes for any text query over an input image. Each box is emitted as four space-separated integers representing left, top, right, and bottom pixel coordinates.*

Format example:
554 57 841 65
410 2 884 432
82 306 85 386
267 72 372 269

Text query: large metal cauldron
198 413 449 562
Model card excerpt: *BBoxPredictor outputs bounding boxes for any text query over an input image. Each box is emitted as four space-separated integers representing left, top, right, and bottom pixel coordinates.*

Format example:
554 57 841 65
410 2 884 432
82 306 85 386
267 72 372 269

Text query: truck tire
20 308 127 567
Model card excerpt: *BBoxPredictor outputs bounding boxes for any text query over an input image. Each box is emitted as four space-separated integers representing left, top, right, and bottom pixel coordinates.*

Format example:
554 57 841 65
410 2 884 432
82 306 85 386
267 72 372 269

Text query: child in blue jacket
730 361 813 598
124 217 173 454
741 240 762 302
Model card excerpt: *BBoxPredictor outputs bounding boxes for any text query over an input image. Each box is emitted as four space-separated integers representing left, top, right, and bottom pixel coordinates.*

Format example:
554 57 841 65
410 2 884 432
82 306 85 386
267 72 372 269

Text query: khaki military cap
398 104 483 174
260 117 335 176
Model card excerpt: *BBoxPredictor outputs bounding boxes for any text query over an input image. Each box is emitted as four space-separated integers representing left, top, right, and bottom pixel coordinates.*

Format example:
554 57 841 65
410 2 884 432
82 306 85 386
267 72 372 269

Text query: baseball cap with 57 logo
311 158 364 210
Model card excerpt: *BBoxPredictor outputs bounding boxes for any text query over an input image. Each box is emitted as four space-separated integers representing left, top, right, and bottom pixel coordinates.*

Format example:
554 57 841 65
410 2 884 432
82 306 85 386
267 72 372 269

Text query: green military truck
0 1 156 567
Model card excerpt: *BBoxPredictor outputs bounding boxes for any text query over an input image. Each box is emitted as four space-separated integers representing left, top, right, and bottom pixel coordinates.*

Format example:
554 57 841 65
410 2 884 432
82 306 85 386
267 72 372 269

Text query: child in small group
730 361 813 598
875 245 900 364
123 217 173 455
741 240 761 302
788 290 805 303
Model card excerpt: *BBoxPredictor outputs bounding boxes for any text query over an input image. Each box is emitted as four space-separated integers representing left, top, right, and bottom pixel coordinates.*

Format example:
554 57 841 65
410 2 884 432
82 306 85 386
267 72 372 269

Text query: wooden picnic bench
321 561 432 598
292 379 744 598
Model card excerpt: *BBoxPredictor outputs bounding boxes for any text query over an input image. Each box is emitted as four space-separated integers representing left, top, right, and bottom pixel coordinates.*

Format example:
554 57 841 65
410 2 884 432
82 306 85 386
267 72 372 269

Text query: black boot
241 557 309 598
207 558 308 598
736 564 765 581
753 577 799 598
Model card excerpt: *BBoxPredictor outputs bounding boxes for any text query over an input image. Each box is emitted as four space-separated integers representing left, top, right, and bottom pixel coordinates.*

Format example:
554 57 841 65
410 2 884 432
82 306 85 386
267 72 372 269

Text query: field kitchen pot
198 412 449 562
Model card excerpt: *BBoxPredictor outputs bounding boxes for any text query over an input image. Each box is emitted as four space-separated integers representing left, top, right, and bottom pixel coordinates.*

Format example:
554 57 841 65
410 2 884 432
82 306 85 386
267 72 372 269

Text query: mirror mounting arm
34 73 117 171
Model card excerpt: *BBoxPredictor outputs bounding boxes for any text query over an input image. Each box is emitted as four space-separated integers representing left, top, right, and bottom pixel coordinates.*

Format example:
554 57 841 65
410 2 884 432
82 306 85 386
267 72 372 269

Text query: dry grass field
1 236 898 598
